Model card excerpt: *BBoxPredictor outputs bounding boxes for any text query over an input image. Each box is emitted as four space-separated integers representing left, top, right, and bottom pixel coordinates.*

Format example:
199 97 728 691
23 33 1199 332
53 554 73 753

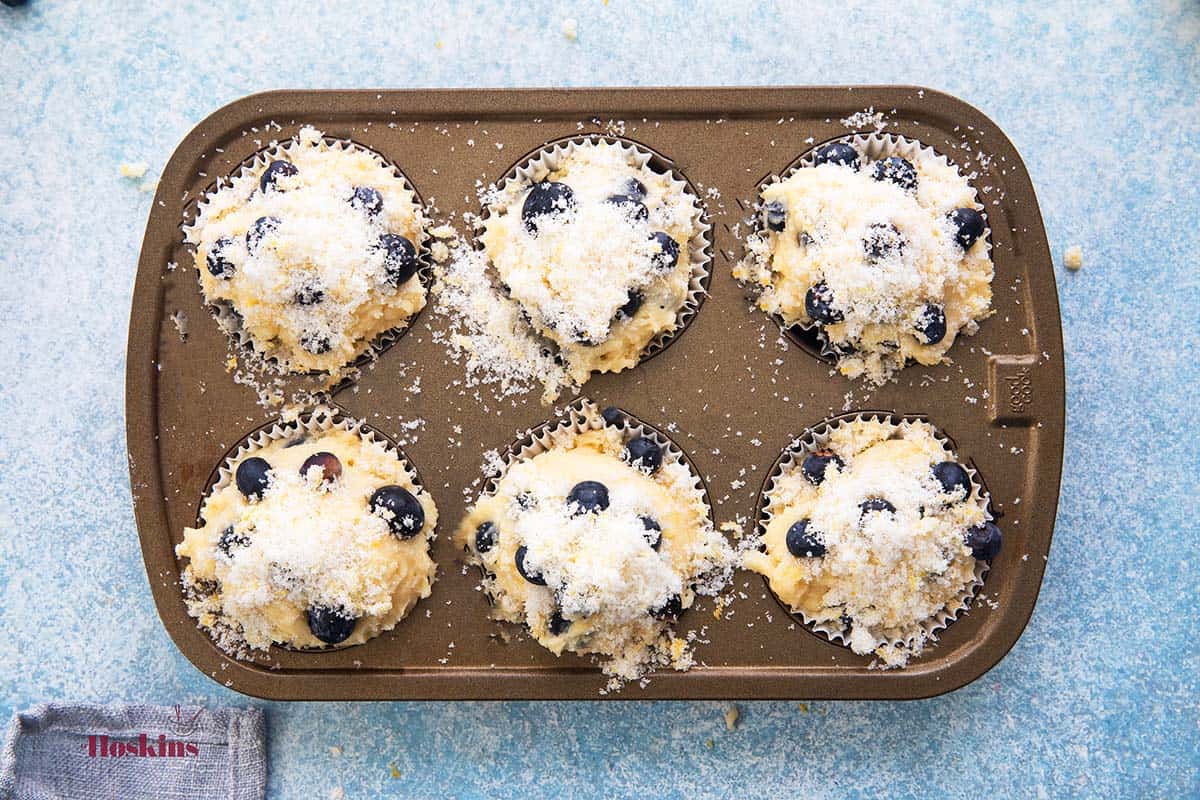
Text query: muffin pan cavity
478 132 714 373
179 132 436 399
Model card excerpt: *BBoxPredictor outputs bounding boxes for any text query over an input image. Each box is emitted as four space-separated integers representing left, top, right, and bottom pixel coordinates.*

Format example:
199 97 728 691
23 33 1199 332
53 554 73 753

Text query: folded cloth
0 703 265 800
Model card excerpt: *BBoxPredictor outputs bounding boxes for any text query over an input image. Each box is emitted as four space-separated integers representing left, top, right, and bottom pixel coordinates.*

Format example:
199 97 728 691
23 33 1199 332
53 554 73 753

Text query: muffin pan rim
127 86 1064 700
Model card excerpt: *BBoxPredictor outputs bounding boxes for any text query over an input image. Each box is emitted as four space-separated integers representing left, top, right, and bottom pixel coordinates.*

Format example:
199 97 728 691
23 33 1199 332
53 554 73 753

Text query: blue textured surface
1 1 1197 798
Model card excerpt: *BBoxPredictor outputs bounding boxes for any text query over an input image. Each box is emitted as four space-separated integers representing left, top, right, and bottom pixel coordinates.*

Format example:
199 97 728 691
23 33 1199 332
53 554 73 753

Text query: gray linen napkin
0 703 265 800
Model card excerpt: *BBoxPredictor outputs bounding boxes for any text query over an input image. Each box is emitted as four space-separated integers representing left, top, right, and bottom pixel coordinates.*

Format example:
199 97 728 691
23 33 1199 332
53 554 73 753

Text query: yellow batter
456 418 732 683
480 141 702 391
744 418 988 667
186 126 427 375
735 142 993 384
177 423 437 654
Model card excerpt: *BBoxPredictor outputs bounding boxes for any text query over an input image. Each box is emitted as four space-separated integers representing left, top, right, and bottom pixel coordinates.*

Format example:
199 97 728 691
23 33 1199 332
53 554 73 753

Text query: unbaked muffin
456 402 733 684
478 138 707 395
177 412 437 654
736 135 993 383
743 415 1001 667
185 126 428 376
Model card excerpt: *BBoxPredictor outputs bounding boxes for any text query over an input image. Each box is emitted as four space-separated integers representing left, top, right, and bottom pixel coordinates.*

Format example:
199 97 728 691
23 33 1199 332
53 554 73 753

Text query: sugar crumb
1064 245 1083 271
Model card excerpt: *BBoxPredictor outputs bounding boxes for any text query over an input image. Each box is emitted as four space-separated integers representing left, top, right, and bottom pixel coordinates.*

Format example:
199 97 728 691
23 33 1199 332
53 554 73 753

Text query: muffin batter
744 417 1000 667
186 126 427 375
480 141 702 390
177 422 438 654
736 140 993 383
457 413 732 683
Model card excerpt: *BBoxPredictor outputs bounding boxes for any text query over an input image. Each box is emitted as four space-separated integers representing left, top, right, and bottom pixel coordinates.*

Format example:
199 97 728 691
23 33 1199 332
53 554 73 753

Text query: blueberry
762 200 787 232
812 142 860 169
625 437 663 473
651 594 683 621
567 481 610 515
859 498 896 516
370 485 425 538
804 282 843 324
605 194 649 221
964 521 1002 561
872 156 918 192
300 451 342 485
617 289 644 320
863 223 905 263
300 332 332 355
949 207 985 251
785 519 825 557
515 545 547 585
246 215 281 254
306 605 358 645
350 186 383 216
259 159 298 193
294 283 325 306
548 610 572 635
640 515 663 550
801 449 844 485
521 181 576 233
235 457 271 500
515 492 536 510
621 177 647 201
601 406 625 427
474 521 497 554
377 233 418 286
932 461 971 498
217 525 249 556
916 304 947 344
648 232 679 272
570 328 600 347
206 237 236 279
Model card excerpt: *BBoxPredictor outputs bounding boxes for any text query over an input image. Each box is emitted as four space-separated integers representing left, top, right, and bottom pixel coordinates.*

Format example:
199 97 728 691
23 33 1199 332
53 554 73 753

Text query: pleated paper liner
741 132 994 367
474 133 713 376
180 133 435 401
754 410 995 665
186 404 435 656
467 398 720 648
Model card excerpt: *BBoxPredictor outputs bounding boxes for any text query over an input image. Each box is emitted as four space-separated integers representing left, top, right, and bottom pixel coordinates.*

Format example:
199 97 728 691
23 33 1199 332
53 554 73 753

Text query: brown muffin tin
126 87 1064 700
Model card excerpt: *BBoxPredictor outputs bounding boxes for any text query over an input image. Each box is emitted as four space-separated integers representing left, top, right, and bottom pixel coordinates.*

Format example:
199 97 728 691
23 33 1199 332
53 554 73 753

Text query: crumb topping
462 140 702 397
736 140 993 384
457 414 734 686
177 422 437 654
744 418 989 667
186 126 427 375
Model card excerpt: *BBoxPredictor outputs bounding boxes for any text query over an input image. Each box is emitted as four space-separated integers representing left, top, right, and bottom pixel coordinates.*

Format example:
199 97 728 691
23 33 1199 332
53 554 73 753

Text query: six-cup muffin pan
126 88 1064 700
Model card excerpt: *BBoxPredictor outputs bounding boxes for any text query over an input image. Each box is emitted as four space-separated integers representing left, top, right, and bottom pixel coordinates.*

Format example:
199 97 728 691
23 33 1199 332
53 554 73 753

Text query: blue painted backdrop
1 1 1196 797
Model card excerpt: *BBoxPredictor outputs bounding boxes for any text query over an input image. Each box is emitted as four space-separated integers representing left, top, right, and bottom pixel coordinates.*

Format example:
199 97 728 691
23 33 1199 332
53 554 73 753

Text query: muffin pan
127 87 1064 700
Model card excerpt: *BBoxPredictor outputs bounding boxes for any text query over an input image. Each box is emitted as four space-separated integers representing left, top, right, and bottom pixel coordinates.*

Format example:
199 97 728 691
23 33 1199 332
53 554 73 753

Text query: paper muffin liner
745 133 993 364
183 132 434 382
479 398 712 525
187 405 434 653
476 134 713 369
470 397 717 633
755 411 993 663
